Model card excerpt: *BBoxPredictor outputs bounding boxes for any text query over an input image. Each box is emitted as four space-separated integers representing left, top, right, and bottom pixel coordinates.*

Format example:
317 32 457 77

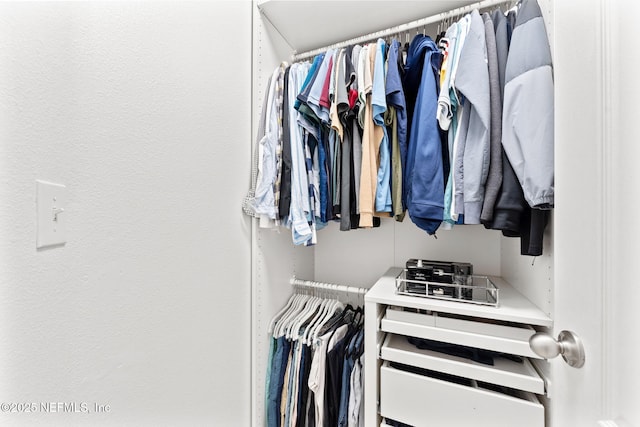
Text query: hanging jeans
267 336 291 427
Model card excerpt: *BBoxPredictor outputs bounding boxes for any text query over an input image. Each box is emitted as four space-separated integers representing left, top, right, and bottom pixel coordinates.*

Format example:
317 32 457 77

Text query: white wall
314 221 502 288
251 6 316 426
0 2 251 426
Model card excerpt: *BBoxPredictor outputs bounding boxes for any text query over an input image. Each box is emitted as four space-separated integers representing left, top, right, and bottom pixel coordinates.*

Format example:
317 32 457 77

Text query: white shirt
308 324 348 427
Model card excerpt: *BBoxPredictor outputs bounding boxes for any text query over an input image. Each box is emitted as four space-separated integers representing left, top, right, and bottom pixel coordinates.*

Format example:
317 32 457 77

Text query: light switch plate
36 180 67 249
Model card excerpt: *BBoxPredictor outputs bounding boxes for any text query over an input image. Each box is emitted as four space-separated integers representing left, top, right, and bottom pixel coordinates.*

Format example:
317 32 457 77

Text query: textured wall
0 2 251 425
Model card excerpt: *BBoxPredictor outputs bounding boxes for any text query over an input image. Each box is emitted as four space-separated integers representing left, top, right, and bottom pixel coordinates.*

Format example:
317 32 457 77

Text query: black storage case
405 259 473 298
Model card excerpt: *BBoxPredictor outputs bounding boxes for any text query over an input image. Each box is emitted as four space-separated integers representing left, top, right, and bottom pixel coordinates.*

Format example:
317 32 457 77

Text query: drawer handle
529 330 585 368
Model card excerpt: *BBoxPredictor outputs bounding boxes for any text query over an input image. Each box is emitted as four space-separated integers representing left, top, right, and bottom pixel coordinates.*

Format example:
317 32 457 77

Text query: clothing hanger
323 300 353 347
275 291 308 338
287 295 322 341
302 286 335 345
314 293 343 337
267 292 297 334
271 291 305 337
310 286 344 346
307 298 335 345
297 288 329 339
350 305 363 327
286 290 316 339
301 292 331 341
319 302 355 339
281 291 311 337
339 303 356 325
301 295 330 345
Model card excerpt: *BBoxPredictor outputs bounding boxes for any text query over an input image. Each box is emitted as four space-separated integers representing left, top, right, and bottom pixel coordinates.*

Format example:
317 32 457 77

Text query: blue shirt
307 50 334 124
372 39 392 213
403 35 444 235
385 39 408 211
294 55 323 111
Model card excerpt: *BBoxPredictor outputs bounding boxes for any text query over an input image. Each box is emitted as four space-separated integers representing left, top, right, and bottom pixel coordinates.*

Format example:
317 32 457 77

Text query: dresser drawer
382 307 540 358
380 334 545 394
380 361 544 427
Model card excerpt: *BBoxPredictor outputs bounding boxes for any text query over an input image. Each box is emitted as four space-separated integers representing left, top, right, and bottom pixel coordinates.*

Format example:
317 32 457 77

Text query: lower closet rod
290 277 368 296
291 0 516 61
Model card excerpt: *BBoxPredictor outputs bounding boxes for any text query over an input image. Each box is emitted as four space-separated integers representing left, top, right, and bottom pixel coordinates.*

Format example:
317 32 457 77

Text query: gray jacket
502 0 554 208
455 10 491 224
480 12 503 224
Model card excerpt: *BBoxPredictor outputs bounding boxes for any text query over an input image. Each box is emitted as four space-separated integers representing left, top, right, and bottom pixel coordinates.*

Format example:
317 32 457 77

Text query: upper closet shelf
257 0 477 54
367 268 553 328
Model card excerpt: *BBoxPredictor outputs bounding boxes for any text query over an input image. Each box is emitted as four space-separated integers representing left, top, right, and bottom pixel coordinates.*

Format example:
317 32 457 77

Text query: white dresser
364 267 552 427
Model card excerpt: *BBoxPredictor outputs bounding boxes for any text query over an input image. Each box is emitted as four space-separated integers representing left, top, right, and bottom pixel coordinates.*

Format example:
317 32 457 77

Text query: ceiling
258 0 478 54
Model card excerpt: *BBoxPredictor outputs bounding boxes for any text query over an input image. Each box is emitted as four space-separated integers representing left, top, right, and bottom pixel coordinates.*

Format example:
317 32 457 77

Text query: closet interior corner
251 0 555 426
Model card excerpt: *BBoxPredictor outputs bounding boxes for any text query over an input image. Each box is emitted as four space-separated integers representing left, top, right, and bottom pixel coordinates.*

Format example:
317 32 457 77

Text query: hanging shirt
266 336 290 427
295 55 323 111
287 63 314 245
328 48 340 112
254 67 281 227
330 50 347 216
283 341 300 427
339 46 356 231
448 15 471 223
352 45 365 219
358 45 379 228
440 22 463 227
296 58 329 236
372 39 392 214
243 74 272 220
308 325 348 427
338 328 362 427
304 131 321 244
307 50 334 124
273 63 288 226
403 35 444 235
356 46 370 131
279 66 293 219
437 22 458 131
385 39 408 221
347 355 364 427
330 49 347 140
455 9 491 224
295 344 312 426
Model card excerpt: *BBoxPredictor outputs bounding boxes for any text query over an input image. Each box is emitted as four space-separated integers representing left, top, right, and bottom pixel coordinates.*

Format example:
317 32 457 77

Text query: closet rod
292 0 514 61
290 277 368 296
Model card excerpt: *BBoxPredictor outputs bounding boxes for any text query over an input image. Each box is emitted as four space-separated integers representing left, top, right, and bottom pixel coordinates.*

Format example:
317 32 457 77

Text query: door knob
529 330 585 368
